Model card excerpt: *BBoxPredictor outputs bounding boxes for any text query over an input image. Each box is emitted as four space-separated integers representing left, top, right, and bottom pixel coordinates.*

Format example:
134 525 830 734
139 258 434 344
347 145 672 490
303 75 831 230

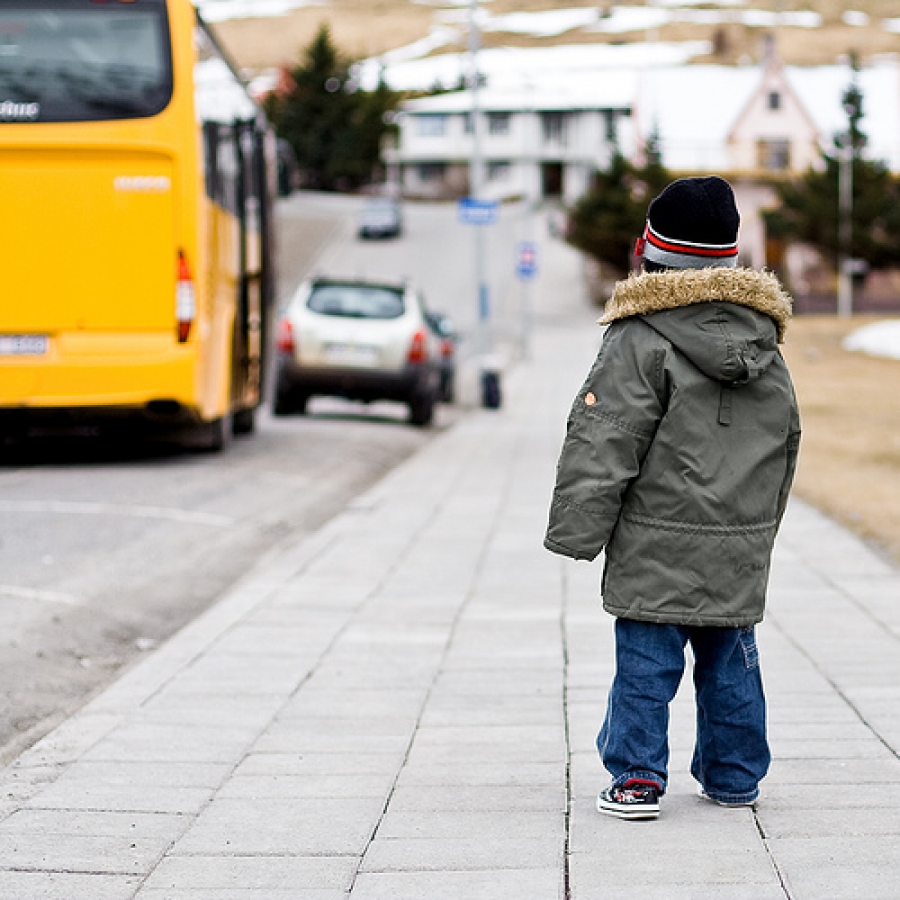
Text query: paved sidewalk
2 302 900 899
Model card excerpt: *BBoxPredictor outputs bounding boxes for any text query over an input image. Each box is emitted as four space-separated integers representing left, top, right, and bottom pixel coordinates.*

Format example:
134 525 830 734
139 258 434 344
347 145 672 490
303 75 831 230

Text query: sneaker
596 781 660 820
699 788 757 808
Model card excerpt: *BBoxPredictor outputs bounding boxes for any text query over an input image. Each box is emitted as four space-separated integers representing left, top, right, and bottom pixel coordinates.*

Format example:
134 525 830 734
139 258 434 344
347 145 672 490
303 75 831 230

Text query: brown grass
210 1 900 72
781 315 900 564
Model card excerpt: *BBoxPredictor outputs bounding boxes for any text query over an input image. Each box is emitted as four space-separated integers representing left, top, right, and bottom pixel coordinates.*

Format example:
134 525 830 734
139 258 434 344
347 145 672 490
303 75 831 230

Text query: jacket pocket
739 627 759 670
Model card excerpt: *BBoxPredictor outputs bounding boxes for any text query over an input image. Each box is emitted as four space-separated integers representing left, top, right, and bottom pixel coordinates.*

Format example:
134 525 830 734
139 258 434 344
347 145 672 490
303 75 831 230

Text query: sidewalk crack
752 810 792 899
560 560 573 900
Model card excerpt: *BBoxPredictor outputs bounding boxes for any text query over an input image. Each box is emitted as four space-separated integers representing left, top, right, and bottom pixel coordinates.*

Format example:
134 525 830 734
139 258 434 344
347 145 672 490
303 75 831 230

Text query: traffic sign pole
516 239 538 359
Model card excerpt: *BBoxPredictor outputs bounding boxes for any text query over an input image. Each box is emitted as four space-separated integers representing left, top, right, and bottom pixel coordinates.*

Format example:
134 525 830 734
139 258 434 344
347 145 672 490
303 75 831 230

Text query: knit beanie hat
636 176 740 270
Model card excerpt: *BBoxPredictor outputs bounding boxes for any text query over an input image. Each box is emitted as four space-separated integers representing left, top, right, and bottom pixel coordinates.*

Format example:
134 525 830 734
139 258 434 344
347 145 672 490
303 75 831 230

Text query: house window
541 112 568 145
488 112 511 135
417 162 446 182
602 110 618 143
768 91 781 111
415 115 447 137
463 113 473 135
487 161 511 181
757 139 791 170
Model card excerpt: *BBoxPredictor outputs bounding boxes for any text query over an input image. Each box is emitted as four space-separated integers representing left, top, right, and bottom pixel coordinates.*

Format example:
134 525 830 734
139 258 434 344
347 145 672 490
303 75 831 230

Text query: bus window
0 0 173 122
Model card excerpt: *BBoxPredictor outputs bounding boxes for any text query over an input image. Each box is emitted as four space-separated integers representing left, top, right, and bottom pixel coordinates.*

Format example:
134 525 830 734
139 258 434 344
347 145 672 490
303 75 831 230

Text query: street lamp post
837 134 853 318
468 0 501 408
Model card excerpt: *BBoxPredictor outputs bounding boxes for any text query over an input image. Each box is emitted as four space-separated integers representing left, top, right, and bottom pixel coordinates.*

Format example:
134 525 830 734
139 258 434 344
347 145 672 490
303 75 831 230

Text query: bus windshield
0 1 172 122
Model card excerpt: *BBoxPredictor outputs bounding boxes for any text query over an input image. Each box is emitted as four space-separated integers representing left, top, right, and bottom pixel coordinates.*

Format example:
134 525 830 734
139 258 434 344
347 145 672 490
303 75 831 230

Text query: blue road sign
516 241 538 280
458 197 498 226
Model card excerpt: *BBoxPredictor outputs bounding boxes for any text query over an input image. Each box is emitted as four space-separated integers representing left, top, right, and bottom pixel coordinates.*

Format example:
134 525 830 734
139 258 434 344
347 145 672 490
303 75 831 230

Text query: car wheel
408 390 435 428
273 376 309 416
439 373 455 404
274 390 309 416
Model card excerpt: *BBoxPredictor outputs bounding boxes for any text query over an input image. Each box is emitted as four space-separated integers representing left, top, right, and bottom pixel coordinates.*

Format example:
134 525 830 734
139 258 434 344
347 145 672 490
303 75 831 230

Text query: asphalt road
0 192 541 765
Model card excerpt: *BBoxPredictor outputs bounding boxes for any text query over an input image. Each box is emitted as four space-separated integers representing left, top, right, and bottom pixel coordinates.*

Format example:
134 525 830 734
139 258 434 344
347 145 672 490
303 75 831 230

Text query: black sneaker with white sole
699 788 757 808
596 781 661 820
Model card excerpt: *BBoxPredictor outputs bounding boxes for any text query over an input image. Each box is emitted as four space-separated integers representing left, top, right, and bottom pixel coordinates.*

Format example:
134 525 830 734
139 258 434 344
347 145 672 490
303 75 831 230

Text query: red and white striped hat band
638 222 738 269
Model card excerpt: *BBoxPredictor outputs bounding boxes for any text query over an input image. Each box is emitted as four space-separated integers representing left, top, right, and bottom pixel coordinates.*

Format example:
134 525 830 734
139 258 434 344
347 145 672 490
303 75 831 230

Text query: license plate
324 342 379 367
0 334 48 356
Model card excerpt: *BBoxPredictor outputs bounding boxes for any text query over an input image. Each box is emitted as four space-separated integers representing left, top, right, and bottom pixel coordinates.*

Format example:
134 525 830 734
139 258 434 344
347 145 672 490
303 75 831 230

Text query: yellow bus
0 0 276 450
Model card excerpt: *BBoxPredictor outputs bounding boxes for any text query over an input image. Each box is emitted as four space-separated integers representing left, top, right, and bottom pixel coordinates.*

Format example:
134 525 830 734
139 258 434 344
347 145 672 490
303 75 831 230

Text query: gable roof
725 56 819 145
636 59 900 172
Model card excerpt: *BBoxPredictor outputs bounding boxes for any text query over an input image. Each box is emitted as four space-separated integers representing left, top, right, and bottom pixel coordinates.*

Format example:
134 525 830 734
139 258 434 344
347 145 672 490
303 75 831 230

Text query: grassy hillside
211 0 900 73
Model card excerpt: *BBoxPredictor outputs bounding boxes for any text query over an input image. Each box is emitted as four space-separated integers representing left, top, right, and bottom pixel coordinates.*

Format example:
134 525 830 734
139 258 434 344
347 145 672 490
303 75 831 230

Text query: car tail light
439 338 454 358
408 329 427 363
276 319 295 354
175 251 196 343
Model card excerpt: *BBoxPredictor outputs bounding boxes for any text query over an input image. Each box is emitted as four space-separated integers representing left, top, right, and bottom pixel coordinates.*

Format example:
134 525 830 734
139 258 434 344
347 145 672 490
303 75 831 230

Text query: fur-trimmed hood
600 267 793 342
600 267 794 386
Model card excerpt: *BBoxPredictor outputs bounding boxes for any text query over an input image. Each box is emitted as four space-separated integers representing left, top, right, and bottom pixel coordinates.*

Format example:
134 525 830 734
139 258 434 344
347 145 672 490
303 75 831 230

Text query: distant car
357 197 403 239
424 310 457 403
273 278 441 426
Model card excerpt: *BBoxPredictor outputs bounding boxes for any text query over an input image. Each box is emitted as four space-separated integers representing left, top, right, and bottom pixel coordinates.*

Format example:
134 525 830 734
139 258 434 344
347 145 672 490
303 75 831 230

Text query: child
545 176 801 819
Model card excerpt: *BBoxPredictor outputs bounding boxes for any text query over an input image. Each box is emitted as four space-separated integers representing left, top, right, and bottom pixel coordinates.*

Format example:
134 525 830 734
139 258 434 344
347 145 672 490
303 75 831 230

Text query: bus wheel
232 407 256 435
187 416 231 453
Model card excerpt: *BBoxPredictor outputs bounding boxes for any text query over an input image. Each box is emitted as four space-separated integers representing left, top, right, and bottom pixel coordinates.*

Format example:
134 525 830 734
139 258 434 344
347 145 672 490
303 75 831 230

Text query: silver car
273 278 441 426
357 198 403 239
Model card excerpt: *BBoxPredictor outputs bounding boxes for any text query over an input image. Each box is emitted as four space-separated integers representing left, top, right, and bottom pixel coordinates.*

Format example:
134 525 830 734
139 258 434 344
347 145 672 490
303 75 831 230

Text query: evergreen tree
265 25 400 191
763 73 900 271
567 139 671 277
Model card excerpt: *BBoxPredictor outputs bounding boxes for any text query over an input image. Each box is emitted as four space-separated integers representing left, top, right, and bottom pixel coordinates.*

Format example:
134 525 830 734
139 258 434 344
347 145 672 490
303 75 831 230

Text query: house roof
401 75 637 115
636 59 900 172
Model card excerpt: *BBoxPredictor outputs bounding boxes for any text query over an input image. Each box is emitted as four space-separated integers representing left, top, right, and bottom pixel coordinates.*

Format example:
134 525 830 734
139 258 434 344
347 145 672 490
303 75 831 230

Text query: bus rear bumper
0 332 203 415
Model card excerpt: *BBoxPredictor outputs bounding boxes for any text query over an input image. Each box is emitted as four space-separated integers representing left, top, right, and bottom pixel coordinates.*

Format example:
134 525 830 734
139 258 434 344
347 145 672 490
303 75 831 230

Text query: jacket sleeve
544 320 666 561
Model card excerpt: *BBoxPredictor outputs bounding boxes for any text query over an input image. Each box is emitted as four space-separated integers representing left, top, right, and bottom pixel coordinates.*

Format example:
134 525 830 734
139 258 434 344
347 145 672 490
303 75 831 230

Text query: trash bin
481 369 502 409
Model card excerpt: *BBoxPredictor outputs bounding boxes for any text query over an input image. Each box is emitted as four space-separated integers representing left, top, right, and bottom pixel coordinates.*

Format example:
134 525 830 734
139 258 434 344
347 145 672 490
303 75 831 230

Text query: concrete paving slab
0 871 142 900
386 783 564 813
138 891 346 900
77 723 257 764
231 751 408 777
0 808 187 841
0 831 168 875
350 869 562 900
758 804 900 837
141 854 356 891
215 772 391 800
769 836 900 899
375 808 561 839
358 835 563 873
590 888 787 900
172 798 383 856
396 759 565 788
766 757 900 784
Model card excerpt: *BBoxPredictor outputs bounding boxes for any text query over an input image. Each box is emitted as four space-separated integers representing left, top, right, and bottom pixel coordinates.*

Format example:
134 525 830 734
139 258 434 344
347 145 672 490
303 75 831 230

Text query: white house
385 53 900 270
635 55 900 268
384 75 636 205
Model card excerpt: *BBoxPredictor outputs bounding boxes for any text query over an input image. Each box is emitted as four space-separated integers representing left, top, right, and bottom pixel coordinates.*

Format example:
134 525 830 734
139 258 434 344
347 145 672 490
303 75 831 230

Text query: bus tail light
407 329 427 364
176 251 196 343
276 319 295 354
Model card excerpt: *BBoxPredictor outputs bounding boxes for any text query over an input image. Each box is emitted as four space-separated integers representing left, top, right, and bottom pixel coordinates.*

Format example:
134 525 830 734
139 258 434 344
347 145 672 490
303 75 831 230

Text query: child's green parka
545 266 801 627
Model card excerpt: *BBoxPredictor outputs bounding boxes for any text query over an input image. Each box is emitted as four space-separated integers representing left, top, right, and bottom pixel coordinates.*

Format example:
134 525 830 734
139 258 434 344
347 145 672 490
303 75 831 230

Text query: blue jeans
597 618 770 805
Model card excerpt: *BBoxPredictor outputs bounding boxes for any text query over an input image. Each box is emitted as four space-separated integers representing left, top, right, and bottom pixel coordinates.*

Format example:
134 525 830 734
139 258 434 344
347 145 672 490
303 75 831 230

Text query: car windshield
307 284 405 320
0 0 172 123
